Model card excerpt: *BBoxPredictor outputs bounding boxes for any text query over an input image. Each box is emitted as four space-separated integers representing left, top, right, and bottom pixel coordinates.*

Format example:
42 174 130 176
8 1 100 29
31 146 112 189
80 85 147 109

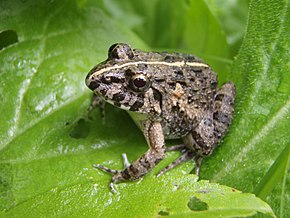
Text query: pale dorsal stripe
89 61 209 79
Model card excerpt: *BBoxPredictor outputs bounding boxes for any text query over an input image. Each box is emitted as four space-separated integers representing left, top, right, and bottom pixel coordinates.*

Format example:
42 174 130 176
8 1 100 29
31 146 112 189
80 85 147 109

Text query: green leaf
0 173 274 217
201 0 290 216
205 0 250 57
0 0 284 217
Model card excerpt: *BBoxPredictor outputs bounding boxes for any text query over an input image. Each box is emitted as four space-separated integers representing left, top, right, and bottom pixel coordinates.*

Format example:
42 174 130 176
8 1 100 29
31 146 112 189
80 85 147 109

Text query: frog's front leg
94 120 166 192
213 82 235 140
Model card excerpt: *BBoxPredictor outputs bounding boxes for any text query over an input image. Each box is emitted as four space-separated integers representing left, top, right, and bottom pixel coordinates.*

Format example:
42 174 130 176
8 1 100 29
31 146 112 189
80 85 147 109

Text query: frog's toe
93 163 120 175
121 153 131 168
93 164 124 193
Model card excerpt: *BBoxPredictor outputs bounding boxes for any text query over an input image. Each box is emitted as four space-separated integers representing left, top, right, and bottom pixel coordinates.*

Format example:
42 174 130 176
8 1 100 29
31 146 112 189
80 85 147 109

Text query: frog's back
131 50 219 139
133 48 203 63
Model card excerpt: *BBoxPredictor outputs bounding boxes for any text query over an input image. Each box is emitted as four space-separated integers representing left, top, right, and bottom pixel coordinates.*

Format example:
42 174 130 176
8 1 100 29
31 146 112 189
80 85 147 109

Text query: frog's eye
108 43 134 61
129 74 150 92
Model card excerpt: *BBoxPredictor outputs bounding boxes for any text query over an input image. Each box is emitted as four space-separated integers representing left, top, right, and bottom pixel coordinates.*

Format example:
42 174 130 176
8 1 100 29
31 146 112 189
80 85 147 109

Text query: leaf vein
213 99 290 179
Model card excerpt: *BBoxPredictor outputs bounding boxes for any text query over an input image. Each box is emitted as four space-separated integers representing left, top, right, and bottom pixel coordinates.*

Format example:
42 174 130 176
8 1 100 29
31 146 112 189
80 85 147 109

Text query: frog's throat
102 96 148 116
127 111 149 130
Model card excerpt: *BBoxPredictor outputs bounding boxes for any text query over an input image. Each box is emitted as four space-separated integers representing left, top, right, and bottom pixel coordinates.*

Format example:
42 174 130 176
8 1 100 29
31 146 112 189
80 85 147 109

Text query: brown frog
86 43 235 192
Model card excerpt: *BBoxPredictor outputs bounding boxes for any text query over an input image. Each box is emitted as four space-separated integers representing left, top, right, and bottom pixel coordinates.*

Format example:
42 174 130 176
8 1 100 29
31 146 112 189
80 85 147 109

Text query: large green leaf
205 0 250 57
1 0 287 217
201 0 290 217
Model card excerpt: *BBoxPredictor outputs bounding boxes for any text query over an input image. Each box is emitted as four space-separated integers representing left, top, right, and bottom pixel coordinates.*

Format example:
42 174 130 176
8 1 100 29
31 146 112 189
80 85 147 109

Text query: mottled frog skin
86 43 235 192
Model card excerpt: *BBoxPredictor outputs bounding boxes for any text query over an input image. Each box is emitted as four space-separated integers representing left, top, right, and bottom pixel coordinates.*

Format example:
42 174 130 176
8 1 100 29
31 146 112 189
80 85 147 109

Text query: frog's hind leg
180 82 235 176
213 82 235 140
156 151 194 177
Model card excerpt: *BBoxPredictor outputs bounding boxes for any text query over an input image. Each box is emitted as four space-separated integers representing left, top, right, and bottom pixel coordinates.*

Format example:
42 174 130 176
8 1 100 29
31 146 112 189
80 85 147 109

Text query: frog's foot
93 153 131 193
93 163 128 193
156 151 194 177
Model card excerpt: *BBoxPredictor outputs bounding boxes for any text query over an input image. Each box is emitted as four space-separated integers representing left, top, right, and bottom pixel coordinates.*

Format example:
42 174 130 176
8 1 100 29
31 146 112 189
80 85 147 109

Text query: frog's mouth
103 91 146 113
103 96 131 111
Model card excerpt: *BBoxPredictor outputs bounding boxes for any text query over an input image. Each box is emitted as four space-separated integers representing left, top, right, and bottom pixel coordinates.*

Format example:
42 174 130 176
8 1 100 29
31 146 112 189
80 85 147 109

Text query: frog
85 43 235 192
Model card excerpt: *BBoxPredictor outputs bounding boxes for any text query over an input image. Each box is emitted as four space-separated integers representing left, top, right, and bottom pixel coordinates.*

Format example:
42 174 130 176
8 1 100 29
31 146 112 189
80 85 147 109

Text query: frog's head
86 43 159 114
